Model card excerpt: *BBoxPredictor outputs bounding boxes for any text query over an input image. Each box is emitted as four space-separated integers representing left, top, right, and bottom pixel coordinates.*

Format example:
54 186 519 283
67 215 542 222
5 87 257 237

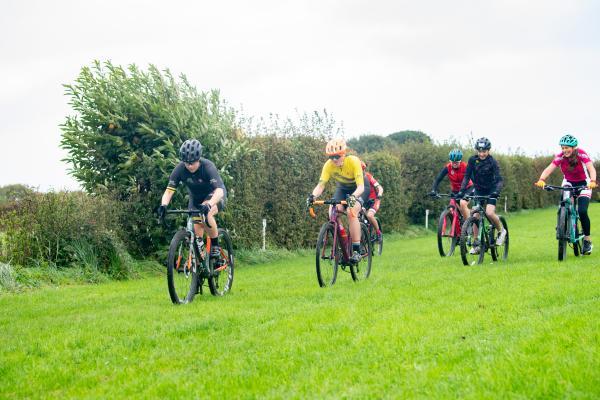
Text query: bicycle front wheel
350 223 372 281
491 216 509 262
316 223 339 287
208 228 234 296
437 209 457 257
557 206 568 261
167 229 198 304
460 217 483 266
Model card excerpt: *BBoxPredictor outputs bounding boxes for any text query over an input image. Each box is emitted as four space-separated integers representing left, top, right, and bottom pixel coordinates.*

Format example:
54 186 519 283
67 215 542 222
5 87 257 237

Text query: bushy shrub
0 191 132 278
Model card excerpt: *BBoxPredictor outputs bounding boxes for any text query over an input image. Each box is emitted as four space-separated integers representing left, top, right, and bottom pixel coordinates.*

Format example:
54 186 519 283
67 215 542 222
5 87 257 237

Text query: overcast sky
1 0 599 190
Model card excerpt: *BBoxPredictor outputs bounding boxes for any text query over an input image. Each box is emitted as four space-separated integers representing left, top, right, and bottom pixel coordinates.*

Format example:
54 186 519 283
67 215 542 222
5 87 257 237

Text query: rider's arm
432 167 448 192
585 161 597 183
538 163 557 181
352 184 364 198
161 164 183 205
377 184 383 197
313 162 331 198
493 158 504 193
161 189 175 206
312 183 326 198
459 158 474 192
203 160 226 206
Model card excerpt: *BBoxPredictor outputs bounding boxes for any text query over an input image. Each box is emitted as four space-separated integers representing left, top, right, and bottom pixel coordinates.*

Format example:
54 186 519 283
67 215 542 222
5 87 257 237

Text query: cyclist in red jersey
535 134 597 255
429 149 474 220
361 162 383 241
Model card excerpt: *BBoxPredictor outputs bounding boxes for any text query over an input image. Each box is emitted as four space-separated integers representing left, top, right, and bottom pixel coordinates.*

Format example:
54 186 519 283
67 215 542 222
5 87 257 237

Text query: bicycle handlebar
164 209 212 228
543 185 588 192
308 199 352 219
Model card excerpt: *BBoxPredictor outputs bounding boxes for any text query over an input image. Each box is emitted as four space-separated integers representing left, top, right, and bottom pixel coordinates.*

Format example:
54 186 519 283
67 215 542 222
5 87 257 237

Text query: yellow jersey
319 155 364 188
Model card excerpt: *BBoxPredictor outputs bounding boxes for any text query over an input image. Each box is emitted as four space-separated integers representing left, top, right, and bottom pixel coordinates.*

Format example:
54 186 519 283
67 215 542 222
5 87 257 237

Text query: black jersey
166 158 226 200
460 155 503 193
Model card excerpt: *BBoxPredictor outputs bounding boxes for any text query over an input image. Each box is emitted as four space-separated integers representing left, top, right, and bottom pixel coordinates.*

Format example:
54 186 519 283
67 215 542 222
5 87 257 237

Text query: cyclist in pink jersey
361 162 383 241
535 134 597 254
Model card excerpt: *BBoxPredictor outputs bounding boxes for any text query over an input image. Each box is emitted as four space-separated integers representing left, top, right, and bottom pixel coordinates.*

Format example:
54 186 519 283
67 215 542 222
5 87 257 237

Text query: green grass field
1 205 599 399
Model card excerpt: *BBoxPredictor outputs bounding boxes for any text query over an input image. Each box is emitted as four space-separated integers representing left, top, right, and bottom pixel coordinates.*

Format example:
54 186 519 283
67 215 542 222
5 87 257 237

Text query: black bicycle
360 206 383 256
459 195 509 266
543 184 587 261
164 209 234 304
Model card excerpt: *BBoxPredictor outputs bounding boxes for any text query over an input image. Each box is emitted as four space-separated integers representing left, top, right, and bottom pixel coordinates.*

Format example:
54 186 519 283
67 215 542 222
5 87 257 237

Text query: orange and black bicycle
163 209 234 304
309 199 372 287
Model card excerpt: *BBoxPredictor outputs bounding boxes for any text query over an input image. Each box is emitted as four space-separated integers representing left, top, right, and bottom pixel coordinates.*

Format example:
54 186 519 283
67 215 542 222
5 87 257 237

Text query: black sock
211 237 219 247
352 243 360 252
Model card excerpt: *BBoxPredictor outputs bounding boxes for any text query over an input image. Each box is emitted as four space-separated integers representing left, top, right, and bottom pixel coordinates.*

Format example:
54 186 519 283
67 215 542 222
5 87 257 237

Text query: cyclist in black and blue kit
158 139 226 258
457 137 506 253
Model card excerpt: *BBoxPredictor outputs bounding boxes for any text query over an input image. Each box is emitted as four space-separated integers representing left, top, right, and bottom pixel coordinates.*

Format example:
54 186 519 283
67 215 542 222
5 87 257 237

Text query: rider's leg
367 210 380 232
485 204 503 231
459 199 470 220
577 196 591 241
348 202 362 243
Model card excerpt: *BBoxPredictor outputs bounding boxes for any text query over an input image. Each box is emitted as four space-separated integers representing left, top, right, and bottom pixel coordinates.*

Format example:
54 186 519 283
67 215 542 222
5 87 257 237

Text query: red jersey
365 172 381 200
446 162 472 192
552 148 592 182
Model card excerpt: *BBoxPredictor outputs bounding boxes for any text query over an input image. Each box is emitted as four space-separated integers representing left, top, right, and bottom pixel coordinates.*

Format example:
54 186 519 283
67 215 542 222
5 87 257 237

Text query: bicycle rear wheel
557 206 568 261
208 228 234 296
167 229 198 304
316 223 339 287
437 209 457 257
350 223 372 281
460 217 483 266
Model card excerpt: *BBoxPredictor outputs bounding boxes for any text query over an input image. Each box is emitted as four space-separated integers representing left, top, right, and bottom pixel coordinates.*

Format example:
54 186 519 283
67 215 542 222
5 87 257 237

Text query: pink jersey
552 148 592 182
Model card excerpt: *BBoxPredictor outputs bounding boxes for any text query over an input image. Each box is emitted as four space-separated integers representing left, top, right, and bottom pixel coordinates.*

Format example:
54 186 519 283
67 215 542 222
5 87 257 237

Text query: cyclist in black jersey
158 139 227 257
457 137 506 253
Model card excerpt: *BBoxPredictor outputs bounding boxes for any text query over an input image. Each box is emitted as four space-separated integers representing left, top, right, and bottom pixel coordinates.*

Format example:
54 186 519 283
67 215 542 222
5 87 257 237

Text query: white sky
1 0 599 190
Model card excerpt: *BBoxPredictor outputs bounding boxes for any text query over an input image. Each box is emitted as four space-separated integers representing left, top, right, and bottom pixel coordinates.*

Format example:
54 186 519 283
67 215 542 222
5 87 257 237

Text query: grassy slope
1 205 599 399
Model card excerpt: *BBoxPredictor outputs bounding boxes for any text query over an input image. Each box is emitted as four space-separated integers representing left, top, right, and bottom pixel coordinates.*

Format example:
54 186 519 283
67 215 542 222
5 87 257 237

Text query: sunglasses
329 155 342 160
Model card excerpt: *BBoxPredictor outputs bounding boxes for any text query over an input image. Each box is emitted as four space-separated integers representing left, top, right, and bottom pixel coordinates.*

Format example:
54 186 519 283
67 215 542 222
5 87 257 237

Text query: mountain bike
459 195 509 266
543 184 587 261
431 193 464 257
164 209 234 304
309 199 372 287
360 202 383 256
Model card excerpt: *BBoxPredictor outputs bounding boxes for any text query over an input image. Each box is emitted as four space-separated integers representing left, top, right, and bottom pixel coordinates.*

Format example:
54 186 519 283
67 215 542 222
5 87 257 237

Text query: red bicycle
432 193 465 257
309 199 372 287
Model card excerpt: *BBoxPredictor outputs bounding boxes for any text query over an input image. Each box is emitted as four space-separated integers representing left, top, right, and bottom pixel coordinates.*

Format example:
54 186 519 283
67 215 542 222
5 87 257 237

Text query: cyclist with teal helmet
535 134 597 255
430 148 473 219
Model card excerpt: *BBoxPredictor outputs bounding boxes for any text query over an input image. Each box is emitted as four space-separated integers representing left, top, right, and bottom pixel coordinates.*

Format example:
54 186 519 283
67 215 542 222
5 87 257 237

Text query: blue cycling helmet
448 149 463 162
559 134 578 147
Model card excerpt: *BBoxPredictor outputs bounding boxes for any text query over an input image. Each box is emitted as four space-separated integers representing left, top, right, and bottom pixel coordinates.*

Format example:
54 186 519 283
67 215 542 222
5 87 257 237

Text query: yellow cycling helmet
325 138 347 156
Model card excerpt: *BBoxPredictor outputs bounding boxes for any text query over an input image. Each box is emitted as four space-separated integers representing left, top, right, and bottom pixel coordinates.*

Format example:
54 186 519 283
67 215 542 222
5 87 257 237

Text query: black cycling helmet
179 139 202 163
474 137 491 151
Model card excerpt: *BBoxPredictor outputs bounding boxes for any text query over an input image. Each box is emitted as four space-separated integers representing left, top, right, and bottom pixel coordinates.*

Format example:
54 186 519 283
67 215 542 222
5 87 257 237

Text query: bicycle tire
491 216 509 262
350 223 372 281
375 217 383 256
460 217 482 266
573 216 582 257
557 206 568 261
437 209 457 257
316 223 339 287
208 228 234 296
167 229 198 304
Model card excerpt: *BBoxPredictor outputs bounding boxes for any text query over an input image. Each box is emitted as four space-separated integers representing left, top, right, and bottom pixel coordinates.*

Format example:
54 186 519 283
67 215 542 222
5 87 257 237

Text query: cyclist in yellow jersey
307 138 370 264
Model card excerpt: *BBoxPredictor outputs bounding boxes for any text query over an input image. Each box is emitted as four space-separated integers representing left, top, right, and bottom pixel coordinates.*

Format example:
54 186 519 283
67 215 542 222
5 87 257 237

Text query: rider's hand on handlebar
306 194 315 208
534 179 545 189
346 194 357 208
429 190 438 198
456 190 465 200
589 181 598 189
198 203 211 216
157 204 167 222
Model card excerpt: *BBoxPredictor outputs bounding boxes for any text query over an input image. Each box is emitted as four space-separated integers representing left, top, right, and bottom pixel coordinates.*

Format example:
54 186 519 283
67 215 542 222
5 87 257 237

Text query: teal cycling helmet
559 134 578 147
448 149 463 162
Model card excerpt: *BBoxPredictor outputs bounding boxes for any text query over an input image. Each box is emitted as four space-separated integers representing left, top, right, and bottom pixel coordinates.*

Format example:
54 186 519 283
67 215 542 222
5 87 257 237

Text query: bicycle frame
167 210 213 275
467 196 496 250
310 200 353 264
545 185 586 244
